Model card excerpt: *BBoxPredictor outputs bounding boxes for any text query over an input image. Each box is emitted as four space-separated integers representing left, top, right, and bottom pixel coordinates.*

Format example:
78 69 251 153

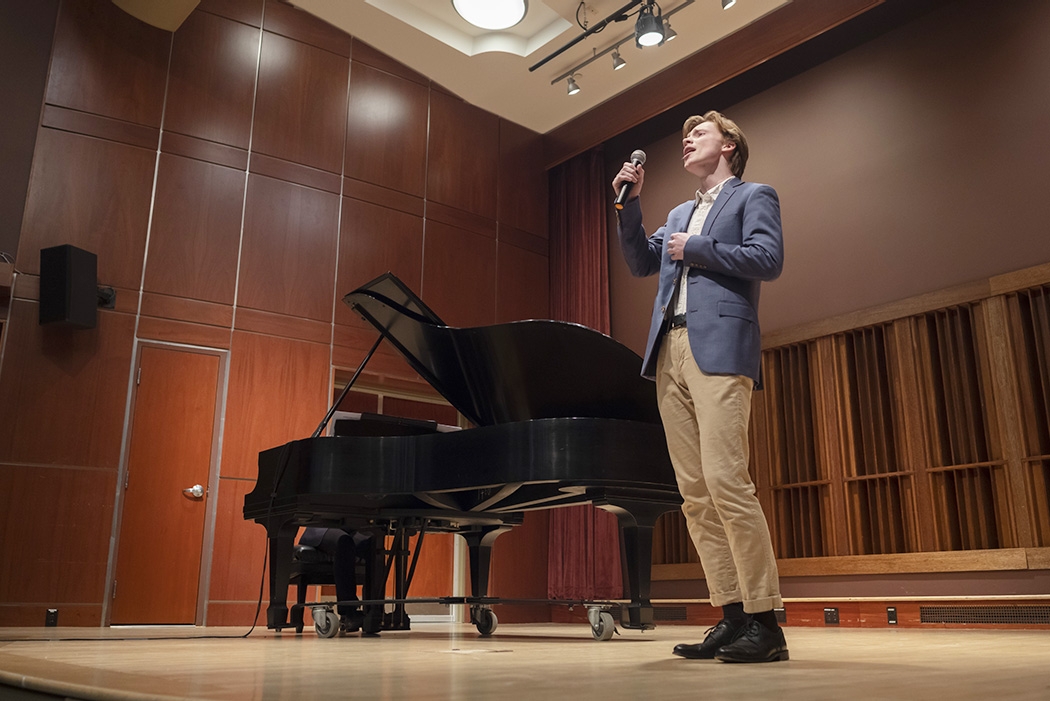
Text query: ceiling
288 0 791 134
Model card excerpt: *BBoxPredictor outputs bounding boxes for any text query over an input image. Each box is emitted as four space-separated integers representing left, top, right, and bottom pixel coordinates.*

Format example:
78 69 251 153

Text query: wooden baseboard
550 598 1050 629
653 547 1050 581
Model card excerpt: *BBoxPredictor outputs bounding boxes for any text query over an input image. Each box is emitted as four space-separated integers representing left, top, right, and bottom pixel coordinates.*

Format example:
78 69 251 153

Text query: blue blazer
616 177 783 388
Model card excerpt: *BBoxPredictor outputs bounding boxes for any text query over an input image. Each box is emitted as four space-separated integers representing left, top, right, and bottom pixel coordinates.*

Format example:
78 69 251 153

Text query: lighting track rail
548 0 695 87
528 0 643 73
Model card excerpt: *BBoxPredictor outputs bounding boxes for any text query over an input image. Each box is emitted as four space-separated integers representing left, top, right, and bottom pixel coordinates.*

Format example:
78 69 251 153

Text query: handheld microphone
614 150 647 210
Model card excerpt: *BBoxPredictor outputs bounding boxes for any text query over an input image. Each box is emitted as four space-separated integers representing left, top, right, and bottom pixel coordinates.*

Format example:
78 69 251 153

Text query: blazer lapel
699 177 741 238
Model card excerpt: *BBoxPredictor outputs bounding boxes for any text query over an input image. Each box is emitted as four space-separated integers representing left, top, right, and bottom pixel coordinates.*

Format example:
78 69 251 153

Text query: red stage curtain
546 146 623 601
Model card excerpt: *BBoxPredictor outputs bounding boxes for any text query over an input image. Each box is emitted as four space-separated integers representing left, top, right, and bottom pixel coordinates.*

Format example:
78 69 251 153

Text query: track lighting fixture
542 0 694 96
635 1 665 48
664 18 677 41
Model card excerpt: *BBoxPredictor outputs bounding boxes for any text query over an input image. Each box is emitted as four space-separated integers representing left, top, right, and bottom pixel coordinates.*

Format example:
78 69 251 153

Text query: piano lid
342 273 661 428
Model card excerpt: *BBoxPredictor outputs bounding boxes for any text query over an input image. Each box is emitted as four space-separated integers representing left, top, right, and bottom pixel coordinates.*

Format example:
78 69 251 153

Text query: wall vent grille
653 606 688 621
919 605 1050 625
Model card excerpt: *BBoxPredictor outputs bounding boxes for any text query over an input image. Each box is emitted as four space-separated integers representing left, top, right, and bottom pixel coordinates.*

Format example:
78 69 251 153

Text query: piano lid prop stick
311 332 384 438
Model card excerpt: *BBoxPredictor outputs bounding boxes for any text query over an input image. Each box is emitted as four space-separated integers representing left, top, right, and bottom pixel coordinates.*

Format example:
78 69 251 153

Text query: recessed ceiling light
452 0 528 31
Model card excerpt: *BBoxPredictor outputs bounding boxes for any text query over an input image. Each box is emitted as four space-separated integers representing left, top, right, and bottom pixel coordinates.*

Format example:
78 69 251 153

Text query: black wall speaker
39 244 98 328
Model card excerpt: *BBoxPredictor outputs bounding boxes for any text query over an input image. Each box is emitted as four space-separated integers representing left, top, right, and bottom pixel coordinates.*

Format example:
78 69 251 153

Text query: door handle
183 484 205 499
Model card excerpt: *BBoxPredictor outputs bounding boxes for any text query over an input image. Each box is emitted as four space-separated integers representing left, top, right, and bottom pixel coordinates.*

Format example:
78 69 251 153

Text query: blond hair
683 111 749 178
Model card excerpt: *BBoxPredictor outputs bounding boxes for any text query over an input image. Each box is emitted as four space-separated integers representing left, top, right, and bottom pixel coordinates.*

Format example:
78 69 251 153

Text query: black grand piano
243 273 681 638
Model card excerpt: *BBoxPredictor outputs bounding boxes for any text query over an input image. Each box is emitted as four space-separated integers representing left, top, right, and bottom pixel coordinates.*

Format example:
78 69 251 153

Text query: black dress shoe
672 618 747 659
714 619 789 663
339 610 363 635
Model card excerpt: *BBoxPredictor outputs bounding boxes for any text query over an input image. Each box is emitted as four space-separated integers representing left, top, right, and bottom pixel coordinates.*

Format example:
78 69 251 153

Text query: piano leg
618 518 655 630
459 524 514 598
598 495 679 630
360 531 386 635
383 526 411 631
265 524 298 631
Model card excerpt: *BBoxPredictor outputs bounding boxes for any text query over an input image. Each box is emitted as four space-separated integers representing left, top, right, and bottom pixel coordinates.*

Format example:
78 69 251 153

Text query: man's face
682 121 732 176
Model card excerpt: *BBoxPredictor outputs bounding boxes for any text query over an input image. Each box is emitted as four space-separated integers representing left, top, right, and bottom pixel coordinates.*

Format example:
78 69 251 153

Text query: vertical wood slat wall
652 268 1050 570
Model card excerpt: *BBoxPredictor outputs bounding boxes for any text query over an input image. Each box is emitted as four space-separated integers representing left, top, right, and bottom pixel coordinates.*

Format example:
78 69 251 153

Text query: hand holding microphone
613 149 647 210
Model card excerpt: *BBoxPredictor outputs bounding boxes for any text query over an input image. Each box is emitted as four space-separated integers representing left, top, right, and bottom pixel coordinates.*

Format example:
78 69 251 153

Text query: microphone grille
630 149 647 165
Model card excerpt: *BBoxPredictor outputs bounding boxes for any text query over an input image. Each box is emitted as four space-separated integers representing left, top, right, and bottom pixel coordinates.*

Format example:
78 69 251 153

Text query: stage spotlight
635 2 664 47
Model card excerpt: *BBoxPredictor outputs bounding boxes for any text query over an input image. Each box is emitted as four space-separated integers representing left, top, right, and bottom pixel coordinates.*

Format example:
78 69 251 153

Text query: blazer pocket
717 300 757 323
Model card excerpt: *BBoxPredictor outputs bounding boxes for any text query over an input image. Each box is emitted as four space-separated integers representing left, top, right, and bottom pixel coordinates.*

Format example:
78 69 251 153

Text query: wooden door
111 345 221 624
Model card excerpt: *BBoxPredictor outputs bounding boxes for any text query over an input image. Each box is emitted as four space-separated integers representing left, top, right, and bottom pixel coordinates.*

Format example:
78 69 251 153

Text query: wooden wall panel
496 241 549 323
0 465 115 613
144 153 245 304
342 179 423 217
140 294 234 328
427 91 499 220
350 40 428 85
250 152 340 194
237 174 339 321
336 197 423 327
41 104 158 148
0 0 555 628
261 0 351 58
0 0 57 261
207 476 269 619
427 201 496 240
46 0 169 128
345 63 428 198
219 330 330 479
498 120 548 239
161 131 247 170
165 10 259 150
252 30 348 174
136 317 233 349
332 324 424 386
197 0 263 27
234 307 330 345
421 220 497 328
17 128 156 285
0 301 135 468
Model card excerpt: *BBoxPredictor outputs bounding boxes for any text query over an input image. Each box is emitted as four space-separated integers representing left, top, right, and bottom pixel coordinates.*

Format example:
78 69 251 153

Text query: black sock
752 609 779 632
722 602 748 624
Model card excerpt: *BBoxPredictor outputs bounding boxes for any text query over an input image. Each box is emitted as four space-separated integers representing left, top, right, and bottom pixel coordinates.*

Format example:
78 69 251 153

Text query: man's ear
721 140 736 155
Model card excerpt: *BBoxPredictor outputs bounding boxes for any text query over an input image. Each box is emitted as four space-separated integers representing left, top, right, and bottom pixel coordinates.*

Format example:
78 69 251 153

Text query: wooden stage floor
1 622 1048 700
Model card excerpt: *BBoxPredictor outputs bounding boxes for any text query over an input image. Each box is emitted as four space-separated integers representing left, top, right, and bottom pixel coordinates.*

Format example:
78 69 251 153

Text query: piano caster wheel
474 608 498 637
588 609 616 642
313 608 340 639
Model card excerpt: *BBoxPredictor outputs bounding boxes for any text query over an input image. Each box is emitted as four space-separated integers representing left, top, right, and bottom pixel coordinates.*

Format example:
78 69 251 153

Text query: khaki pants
655 327 782 613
